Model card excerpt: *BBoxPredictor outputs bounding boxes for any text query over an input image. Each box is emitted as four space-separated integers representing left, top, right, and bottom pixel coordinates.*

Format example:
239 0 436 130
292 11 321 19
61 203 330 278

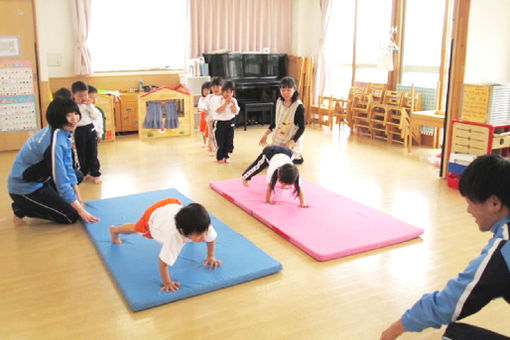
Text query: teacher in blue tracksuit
7 96 99 225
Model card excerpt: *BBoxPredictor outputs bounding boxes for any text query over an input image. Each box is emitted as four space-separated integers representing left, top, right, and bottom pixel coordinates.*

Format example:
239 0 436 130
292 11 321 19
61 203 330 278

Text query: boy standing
207 80 239 163
72 81 102 184
381 155 510 340
109 199 222 292
87 85 105 142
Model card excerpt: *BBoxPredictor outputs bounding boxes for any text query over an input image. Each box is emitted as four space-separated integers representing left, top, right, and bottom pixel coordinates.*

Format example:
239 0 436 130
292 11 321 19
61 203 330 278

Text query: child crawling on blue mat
109 198 222 292
241 145 309 208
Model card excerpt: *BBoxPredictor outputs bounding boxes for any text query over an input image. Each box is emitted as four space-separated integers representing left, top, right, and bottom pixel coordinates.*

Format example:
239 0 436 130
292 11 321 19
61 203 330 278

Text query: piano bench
238 101 274 131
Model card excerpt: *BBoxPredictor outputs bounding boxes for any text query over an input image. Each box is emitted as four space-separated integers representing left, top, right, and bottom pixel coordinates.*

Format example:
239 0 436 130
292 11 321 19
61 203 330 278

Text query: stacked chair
310 95 336 127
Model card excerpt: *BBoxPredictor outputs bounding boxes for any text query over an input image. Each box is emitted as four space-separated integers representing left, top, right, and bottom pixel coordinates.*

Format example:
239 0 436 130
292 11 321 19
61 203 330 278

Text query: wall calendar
0 59 37 132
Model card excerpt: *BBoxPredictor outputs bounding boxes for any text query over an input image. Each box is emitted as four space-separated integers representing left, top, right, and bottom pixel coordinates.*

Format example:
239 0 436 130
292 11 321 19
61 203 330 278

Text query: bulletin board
0 59 38 132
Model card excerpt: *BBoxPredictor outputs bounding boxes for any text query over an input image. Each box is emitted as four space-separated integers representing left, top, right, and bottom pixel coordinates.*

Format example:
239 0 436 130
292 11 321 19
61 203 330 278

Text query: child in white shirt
87 85 104 143
72 81 102 184
109 198 221 292
207 80 239 163
198 81 211 148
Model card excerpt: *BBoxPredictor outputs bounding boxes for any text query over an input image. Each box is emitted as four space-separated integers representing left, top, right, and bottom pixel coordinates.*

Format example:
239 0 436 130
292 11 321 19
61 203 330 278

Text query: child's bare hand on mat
300 203 309 208
203 257 222 270
161 280 180 292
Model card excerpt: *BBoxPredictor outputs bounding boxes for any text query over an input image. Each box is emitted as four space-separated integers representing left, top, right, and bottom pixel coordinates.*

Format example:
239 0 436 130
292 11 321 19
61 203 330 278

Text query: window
327 0 355 99
88 0 187 72
355 0 393 84
400 0 446 87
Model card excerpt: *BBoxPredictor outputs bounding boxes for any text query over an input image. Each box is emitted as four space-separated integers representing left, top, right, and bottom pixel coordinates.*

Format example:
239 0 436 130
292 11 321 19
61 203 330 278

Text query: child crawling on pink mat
241 145 309 208
109 198 222 292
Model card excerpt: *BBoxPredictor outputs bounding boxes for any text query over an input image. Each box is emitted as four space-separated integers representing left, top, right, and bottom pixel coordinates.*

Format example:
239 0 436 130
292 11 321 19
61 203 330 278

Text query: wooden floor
1 125 509 339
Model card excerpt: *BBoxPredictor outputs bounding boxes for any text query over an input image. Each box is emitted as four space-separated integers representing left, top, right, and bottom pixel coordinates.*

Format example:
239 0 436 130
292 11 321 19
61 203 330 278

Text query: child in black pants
72 81 102 184
209 81 239 163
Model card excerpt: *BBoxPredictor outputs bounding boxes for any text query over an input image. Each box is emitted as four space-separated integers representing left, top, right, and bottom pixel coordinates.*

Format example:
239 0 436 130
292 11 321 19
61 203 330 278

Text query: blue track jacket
402 216 510 332
7 126 78 204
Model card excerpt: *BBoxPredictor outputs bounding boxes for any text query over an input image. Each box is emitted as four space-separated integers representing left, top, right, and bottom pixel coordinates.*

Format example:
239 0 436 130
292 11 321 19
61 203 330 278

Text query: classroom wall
33 0 320 82
464 0 510 84
33 0 510 85
34 0 74 81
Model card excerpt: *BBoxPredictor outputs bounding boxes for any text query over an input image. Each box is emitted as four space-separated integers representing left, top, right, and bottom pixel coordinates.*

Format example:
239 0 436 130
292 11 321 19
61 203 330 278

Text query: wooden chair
367 83 387 104
329 98 349 130
351 93 373 137
310 95 335 127
385 94 410 145
346 87 365 123
401 91 422 112
370 90 402 141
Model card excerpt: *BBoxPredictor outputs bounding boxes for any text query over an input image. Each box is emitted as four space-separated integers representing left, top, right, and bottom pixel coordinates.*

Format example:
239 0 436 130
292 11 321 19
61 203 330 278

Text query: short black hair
459 154 510 208
71 81 88 94
201 81 211 97
279 76 299 102
46 97 81 129
269 163 301 197
210 76 223 87
174 203 211 236
53 88 72 100
222 81 235 92
88 85 98 94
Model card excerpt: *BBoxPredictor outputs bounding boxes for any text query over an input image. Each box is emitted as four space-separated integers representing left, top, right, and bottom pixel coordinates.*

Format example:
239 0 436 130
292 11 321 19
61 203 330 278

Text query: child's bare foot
13 215 26 226
84 174 93 182
224 158 230 163
209 152 216 157
217 159 225 164
242 179 249 187
109 226 122 244
93 176 102 184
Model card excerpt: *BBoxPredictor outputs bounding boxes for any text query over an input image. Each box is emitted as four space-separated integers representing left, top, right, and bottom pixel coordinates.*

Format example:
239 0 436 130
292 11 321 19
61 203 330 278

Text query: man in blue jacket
381 155 510 340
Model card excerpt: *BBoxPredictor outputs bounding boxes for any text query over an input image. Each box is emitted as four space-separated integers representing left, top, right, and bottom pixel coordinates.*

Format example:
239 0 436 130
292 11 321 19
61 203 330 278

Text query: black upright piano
203 52 286 127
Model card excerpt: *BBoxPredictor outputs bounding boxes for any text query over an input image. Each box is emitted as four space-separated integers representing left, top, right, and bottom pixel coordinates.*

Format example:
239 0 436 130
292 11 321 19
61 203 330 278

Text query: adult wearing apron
259 76 305 164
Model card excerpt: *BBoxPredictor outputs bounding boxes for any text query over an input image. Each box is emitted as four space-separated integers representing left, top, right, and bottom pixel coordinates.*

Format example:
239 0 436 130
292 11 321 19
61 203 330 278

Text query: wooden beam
437 0 453 111
387 0 404 90
352 0 358 86
441 0 470 177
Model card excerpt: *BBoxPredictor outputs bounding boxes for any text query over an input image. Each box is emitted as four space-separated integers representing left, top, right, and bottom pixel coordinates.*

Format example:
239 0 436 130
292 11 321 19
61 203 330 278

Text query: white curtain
188 0 293 59
312 0 333 102
72 0 92 75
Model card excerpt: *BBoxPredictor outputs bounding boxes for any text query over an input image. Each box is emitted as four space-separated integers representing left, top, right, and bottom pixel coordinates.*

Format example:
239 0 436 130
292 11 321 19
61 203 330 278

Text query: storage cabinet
450 120 510 156
137 86 193 140
95 93 116 142
447 119 510 188
115 92 140 133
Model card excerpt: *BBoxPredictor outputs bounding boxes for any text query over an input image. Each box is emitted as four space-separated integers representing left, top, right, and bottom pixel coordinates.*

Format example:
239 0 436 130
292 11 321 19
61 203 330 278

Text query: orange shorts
134 198 182 239
199 112 208 137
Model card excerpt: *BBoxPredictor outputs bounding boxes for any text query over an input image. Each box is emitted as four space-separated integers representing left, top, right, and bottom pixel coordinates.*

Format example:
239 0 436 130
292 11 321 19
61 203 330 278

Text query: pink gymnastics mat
210 176 423 261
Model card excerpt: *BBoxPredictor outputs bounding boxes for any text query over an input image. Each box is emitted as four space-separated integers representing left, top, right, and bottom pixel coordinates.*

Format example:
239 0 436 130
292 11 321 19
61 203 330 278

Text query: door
0 0 40 151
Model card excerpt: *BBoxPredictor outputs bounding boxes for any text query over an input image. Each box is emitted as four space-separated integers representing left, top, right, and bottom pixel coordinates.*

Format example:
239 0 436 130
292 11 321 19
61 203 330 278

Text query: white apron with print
271 99 304 155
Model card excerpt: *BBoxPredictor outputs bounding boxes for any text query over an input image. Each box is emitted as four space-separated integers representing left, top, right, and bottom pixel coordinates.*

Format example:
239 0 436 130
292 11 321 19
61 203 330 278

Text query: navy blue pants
75 123 101 177
443 322 510 340
214 119 235 161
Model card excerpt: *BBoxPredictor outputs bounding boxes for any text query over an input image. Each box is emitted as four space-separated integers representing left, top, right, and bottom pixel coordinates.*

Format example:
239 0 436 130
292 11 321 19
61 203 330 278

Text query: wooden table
408 110 445 151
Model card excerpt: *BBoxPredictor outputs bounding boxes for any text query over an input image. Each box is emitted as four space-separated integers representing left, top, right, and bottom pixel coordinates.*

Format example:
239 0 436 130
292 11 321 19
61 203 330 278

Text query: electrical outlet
47 53 62 67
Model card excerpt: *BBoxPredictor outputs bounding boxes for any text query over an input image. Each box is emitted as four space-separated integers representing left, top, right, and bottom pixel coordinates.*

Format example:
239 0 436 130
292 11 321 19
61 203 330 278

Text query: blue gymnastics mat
83 189 282 312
